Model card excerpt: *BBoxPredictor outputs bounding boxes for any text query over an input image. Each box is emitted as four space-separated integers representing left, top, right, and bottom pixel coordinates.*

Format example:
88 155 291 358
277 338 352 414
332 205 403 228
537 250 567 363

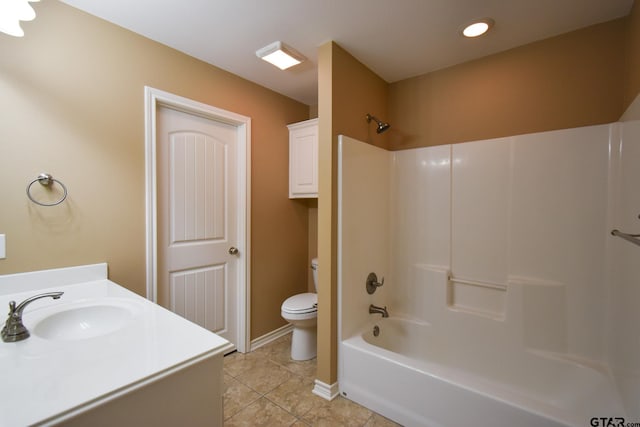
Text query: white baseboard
312 379 339 401
250 323 293 352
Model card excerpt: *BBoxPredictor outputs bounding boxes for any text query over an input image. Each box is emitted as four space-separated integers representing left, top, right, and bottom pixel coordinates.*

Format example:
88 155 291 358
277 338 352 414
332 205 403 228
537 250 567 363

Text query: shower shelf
611 229 640 248
447 274 507 320
447 275 507 291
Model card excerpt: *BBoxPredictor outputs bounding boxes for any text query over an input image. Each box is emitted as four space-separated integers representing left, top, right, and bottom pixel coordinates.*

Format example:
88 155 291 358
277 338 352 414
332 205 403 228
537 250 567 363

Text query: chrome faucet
1 292 64 342
369 304 389 318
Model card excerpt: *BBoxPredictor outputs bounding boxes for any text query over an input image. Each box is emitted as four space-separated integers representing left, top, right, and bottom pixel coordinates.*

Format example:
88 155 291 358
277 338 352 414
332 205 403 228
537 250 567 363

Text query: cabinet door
289 120 318 198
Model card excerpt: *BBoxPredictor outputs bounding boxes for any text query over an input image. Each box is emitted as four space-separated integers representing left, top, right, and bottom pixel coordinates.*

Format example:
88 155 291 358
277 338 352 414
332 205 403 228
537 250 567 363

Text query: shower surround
337 121 640 426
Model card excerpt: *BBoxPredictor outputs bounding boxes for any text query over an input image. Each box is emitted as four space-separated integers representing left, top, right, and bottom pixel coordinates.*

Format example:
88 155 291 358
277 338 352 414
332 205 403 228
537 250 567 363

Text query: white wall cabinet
288 118 319 198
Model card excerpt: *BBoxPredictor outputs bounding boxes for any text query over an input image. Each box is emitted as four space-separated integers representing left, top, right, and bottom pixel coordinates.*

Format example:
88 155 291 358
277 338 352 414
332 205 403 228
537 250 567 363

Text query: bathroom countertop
0 264 232 426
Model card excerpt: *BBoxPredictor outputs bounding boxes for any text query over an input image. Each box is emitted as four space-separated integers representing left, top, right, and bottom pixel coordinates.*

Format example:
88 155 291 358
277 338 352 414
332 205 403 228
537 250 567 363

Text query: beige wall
625 0 640 111
388 18 628 149
317 42 388 385
331 46 390 150
0 1 309 340
317 42 333 386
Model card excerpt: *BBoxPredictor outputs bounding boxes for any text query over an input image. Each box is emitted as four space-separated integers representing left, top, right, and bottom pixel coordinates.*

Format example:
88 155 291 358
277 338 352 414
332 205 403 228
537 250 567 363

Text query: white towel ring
26 173 68 207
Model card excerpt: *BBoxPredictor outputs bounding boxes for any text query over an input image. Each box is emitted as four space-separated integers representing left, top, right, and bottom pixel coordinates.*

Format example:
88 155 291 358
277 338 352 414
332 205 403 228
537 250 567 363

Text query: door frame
144 86 251 353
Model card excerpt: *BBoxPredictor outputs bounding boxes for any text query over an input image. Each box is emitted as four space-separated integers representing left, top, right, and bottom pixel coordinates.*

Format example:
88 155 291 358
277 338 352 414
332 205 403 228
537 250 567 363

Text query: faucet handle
366 273 384 294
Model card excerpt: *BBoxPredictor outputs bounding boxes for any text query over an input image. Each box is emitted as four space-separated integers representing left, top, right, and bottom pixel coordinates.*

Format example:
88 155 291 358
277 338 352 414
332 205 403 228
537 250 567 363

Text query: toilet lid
282 293 317 313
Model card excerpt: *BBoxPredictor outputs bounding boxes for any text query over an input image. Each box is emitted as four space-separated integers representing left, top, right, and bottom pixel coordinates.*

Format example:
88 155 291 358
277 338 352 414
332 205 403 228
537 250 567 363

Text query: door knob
228 247 239 255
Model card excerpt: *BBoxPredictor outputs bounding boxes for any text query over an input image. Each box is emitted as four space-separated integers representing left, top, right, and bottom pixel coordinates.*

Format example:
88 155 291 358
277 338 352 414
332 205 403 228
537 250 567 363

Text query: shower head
366 113 391 134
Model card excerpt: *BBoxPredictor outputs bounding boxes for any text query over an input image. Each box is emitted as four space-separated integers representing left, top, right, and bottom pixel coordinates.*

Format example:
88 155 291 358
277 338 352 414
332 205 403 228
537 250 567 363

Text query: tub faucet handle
366 273 384 294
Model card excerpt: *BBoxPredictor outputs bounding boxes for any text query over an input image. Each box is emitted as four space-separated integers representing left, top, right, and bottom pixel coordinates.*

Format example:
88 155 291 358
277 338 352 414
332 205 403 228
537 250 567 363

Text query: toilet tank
311 258 319 292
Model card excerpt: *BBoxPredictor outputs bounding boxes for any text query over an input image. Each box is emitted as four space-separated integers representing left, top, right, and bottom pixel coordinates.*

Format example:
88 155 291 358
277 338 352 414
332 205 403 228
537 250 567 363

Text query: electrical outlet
0 234 5 259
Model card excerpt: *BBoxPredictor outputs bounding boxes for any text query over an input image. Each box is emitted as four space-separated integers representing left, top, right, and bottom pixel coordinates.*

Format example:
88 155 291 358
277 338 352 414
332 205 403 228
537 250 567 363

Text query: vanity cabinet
0 263 231 427
288 118 318 198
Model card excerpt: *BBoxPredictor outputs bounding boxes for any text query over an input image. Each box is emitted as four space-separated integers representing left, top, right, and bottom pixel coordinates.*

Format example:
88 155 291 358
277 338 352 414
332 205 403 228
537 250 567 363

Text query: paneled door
157 105 239 349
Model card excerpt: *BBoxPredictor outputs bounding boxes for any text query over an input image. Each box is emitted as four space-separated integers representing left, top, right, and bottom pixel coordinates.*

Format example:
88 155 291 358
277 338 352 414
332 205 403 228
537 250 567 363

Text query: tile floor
223 333 401 426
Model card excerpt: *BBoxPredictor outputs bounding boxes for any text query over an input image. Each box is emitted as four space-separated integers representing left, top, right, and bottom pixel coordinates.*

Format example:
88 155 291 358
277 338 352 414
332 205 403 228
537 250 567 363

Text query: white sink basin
33 300 139 341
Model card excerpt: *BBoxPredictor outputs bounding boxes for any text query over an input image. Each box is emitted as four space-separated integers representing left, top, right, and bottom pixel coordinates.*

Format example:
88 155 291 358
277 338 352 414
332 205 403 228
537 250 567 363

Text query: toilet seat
281 293 317 314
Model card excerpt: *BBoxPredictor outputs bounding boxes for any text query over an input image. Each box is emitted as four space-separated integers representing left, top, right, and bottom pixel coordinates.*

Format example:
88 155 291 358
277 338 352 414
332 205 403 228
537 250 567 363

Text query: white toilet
281 258 318 361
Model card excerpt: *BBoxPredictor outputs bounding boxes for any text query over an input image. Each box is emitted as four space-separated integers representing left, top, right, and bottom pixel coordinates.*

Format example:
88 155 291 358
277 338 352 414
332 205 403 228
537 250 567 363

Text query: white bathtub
339 317 625 427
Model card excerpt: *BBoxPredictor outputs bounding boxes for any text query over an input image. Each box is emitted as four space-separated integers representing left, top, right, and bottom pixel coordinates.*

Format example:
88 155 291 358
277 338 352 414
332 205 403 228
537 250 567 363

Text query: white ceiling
59 0 633 106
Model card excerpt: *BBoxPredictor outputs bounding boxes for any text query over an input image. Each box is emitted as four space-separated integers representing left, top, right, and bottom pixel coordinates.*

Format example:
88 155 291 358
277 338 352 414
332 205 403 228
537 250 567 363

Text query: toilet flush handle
228 247 239 255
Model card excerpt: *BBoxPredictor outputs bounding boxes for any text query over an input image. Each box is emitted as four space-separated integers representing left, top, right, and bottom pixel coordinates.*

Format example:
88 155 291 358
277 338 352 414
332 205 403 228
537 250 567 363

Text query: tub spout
369 304 388 318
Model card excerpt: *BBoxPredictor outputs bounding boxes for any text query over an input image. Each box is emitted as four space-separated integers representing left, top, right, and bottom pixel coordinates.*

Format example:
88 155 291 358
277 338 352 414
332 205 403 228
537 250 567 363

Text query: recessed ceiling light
256 41 306 70
462 18 494 38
